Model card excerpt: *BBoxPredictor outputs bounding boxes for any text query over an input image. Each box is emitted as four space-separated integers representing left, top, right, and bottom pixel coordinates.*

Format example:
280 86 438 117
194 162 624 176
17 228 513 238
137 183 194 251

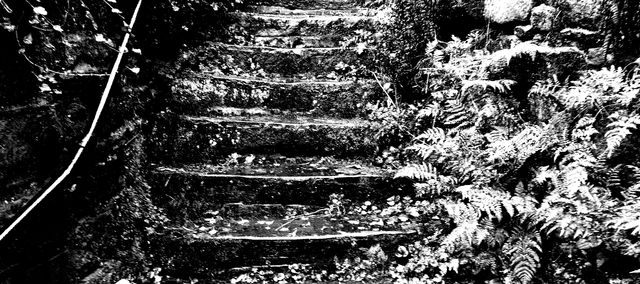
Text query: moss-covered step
245 6 379 16
179 42 377 79
230 11 381 38
149 223 415 278
245 0 363 10
247 35 349 48
147 114 379 164
168 74 381 117
148 156 411 221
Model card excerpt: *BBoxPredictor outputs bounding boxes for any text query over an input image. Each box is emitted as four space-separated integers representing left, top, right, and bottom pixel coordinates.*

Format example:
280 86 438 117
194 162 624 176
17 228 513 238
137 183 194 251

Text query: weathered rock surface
484 0 533 24
485 42 586 83
531 4 558 31
558 0 603 29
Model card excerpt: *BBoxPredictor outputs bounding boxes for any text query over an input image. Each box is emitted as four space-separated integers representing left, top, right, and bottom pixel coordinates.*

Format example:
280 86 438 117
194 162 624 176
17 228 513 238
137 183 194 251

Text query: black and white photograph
1 0 640 283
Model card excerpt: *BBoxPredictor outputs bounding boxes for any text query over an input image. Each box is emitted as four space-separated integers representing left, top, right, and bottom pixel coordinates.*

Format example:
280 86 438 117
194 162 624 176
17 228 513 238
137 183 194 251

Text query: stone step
148 114 379 164
247 35 348 48
231 11 380 38
245 0 363 10
191 204 409 238
246 5 377 16
220 203 324 219
149 223 415 277
168 74 381 118
148 156 411 221
180 42 376 79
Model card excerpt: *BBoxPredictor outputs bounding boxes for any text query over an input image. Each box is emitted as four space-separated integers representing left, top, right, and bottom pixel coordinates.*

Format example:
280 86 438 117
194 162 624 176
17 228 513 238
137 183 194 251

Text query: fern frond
506 233 542 284
486 125 543 164
455 185 523 222
604 113 640 158
461 79 517 98
530 77 561 98
417 101 441 120
443 201 481 225
608 203 640 236
405 143 438 161
415 127 446 144
484 127 509 143
441 222 480 252
442 99 472 126
394 163 438 181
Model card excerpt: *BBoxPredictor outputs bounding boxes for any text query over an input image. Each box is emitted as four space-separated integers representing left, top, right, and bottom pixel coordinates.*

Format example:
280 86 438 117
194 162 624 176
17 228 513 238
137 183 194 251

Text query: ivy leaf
33 6 47 16
23 34 33 45
52 25 63 32
95 34 106 42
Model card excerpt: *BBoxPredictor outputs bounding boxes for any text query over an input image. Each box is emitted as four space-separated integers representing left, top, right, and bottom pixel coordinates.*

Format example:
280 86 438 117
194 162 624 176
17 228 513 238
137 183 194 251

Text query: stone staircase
145 0 414 281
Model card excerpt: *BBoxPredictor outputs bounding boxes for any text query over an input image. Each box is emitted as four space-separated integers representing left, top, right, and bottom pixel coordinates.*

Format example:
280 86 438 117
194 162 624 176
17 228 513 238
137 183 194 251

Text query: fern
460 79 517 99
442 99 472 126
486 125 544 164
417 101 441 120
604 112 640 158
456 185 533 222
414 127 446 144
505 231 542 284
394 163 438 181
608 203 640 236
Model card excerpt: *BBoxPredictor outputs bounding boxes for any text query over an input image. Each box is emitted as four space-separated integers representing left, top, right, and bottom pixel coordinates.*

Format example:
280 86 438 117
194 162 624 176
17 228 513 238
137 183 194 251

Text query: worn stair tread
216 42 372 53
169 74 381 117
247 6 377 16
219 203 325 219
237 11 378 22
166 223 414 240
185 202 416 239
205 106 358 120
184 43 375 81
247 35 347 48
182 114 371 127
194 72 366 85
248 0 363 10
154 154 387 178
232 10 381 38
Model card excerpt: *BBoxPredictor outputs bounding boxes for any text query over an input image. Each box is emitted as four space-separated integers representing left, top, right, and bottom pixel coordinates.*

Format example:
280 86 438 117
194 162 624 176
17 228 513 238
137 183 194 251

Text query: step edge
195 73 361 85
177 230 416 241
181 115 371 127
216 43 374 52
155 167 385 180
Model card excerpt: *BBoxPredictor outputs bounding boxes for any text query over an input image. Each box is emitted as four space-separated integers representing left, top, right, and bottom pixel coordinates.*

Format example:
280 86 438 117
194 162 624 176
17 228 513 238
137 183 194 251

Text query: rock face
484 0 533 24
558 0 603 29
531 4 558 31
485 42 586 84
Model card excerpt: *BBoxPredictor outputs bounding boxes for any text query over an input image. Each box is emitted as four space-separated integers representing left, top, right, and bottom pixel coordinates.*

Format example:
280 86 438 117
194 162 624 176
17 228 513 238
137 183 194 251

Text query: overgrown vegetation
2 0 640 283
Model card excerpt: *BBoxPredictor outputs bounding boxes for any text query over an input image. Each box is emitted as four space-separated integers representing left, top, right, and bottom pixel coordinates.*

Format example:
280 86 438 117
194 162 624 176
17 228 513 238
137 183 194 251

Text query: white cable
0 0 144 243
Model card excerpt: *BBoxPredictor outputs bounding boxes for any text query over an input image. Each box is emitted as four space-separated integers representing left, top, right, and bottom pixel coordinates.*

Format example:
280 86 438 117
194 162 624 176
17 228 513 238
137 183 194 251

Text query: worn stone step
246 35 348 48
231 11 380 38
148 156 411 220
246 0 363 10
150 224 415 277
192 204 411 238
180 42 376 79
246 5 377 16
148 114 379 164
220 203 324 219
168 74 381 118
